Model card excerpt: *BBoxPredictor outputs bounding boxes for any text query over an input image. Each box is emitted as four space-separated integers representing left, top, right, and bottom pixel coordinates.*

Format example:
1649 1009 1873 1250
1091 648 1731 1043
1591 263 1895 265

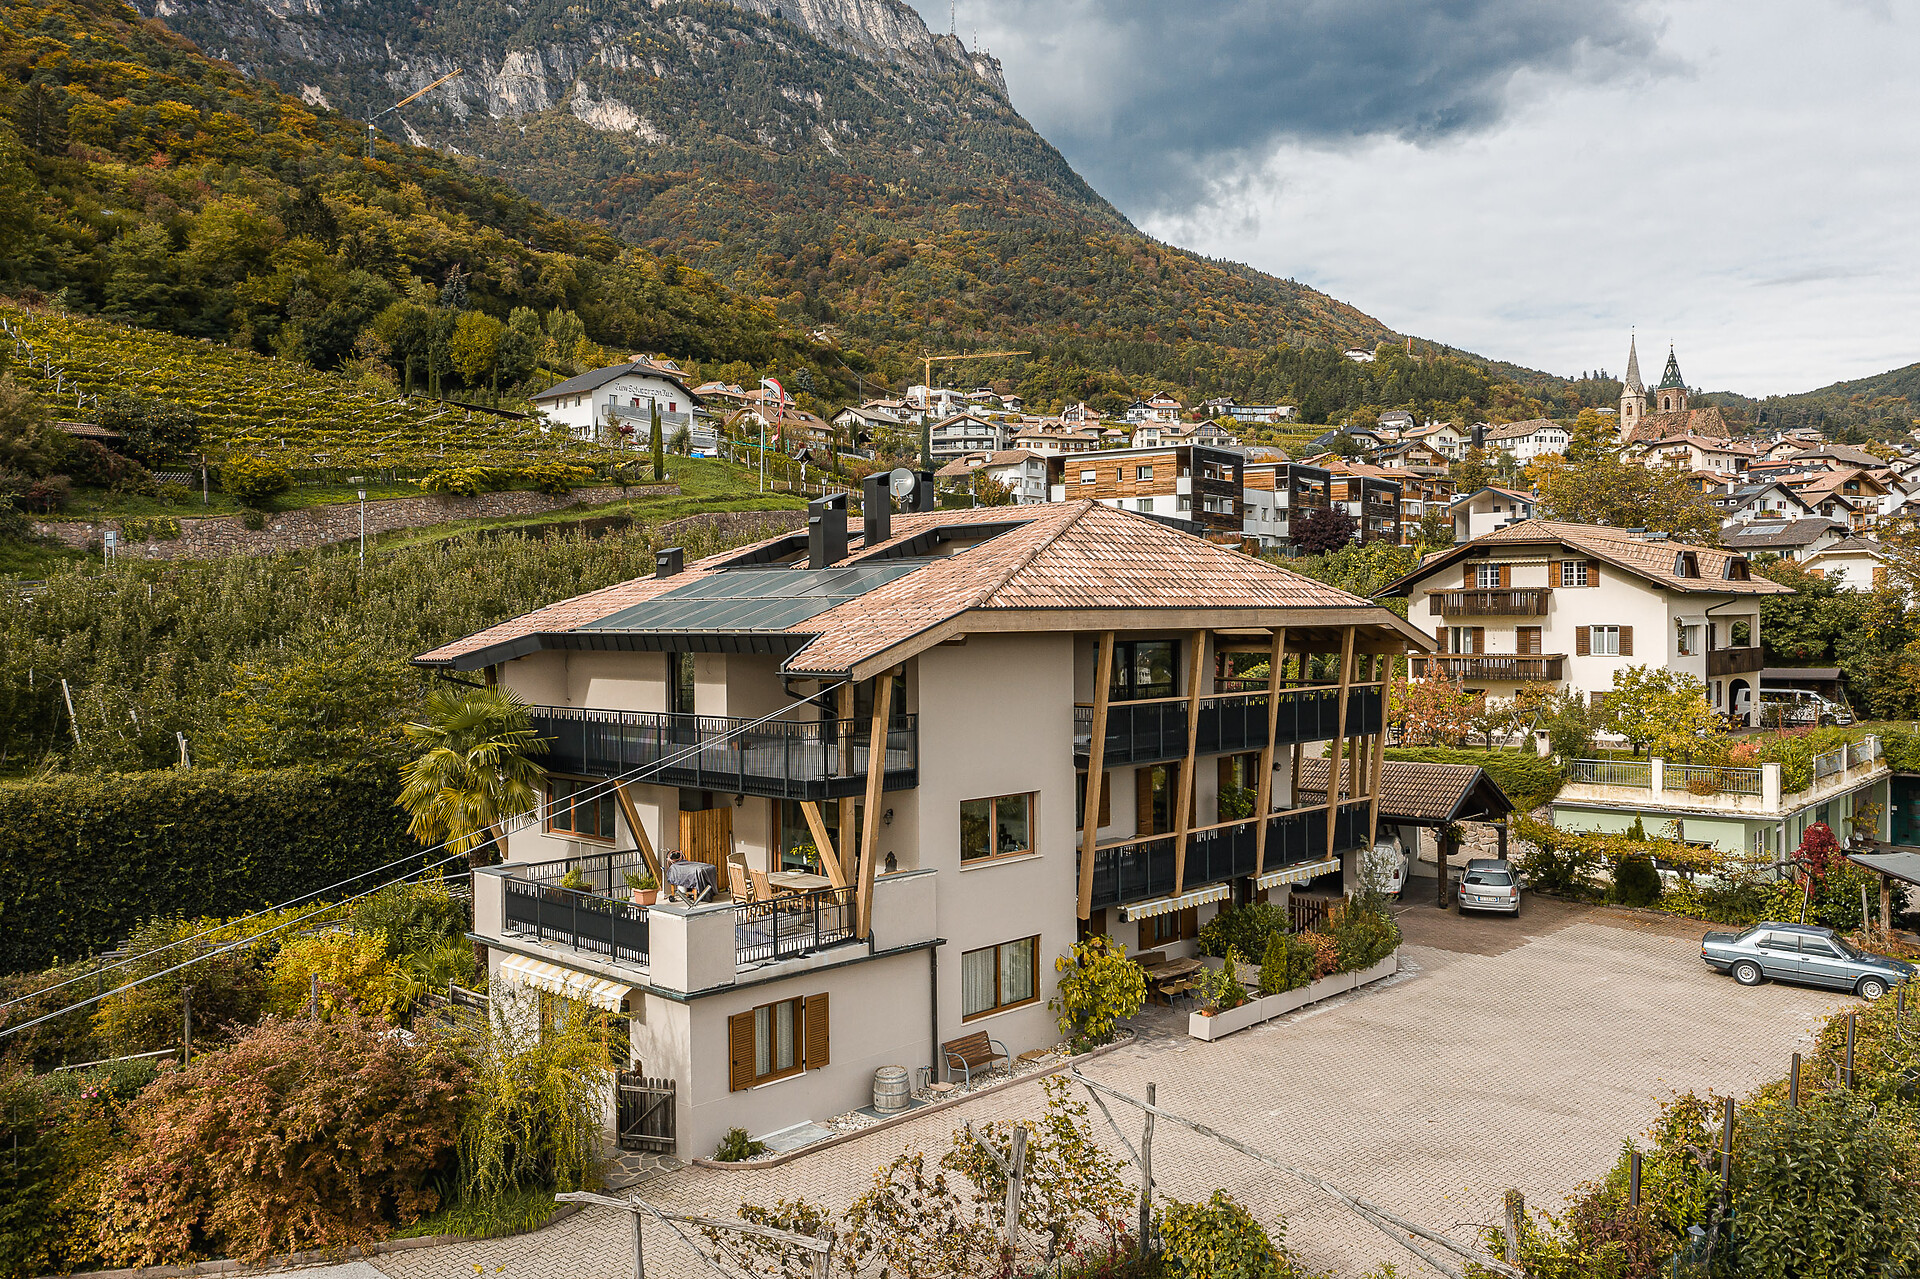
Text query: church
1617 336 1732 445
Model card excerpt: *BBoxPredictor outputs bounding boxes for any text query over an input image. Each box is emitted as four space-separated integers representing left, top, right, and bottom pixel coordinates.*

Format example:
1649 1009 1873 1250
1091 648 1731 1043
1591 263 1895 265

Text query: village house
1047 444 1247 540
1012 425 1105 455
1449 486 1539 542
1379 519 1784 725
1800 536 1892 591
1711 480 1817 525
1720 517 1852 563
928 412 1013 461
532 360 705 443
1478 418 1569 463
1241 461 1335 554
935 449 1050 504
417 497 1422 1159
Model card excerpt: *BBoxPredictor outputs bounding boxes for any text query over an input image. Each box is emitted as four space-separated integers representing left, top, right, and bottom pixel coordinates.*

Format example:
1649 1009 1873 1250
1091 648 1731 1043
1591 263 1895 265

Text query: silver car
1457 858 1521 916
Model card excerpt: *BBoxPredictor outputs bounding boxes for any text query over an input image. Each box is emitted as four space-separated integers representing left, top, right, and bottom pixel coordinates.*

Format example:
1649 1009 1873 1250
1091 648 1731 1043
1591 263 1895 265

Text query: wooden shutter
1136 768 1154 835
1518 626 1542 656
1464 566 1475 587
1575 626 1591 656
727 1012 756 1092
803 994 830 1069
1498 564 1511 588
1620 626 1634 656
1437 628 1450 654
1586 560 1600 584
1471 627 1486 654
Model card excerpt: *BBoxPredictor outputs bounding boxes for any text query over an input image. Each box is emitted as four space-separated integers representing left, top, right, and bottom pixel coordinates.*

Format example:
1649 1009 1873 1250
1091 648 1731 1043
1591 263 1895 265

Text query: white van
1363 834 1410 898
1758 687 1852 728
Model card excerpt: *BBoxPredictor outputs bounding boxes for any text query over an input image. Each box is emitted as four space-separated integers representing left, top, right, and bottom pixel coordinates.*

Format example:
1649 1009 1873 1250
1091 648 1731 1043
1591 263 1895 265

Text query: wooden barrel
872 1065 911 1113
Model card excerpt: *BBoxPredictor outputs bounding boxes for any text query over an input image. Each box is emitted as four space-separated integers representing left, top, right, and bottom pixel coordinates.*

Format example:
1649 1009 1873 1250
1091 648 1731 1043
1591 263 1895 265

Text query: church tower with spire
1655 345 1689 415
1619 334 1647 439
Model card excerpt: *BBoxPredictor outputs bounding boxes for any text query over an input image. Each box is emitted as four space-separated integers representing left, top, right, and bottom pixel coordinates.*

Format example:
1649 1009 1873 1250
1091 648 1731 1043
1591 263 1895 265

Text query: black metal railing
502 877 650 965
515 849 654 897
1084 803 1370 911
532 707 917 801
733 885 856 965
1073 686 1383 768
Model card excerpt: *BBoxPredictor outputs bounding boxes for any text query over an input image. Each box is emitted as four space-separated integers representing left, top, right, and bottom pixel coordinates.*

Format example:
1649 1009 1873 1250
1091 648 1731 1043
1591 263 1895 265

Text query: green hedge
1384 746 1564 808
0 766 420 973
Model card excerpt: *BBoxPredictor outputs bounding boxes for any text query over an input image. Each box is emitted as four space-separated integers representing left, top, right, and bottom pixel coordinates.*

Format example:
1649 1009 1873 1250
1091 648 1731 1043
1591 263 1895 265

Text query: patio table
768 870 832 892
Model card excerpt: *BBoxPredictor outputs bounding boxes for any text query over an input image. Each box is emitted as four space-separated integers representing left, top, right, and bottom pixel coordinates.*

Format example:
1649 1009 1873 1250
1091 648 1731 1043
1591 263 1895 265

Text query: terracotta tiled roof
1621 405 1731 444
1481 417 1562 442
418 502 1416 676
1383 519 1791 597
1295 758 1511 822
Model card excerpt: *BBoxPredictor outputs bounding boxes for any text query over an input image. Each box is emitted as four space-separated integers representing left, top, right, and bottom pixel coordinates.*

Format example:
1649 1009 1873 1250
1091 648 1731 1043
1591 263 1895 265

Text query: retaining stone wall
33 485 678 560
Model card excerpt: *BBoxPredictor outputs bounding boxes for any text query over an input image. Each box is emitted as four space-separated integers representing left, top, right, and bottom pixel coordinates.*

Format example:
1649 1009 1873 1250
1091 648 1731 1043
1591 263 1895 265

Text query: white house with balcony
417 494 1424 1159
1379 519 1790 725
531 361 705 442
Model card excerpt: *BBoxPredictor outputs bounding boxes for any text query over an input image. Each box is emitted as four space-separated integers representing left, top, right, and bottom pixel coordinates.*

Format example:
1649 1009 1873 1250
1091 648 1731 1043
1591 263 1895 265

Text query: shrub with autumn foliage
96 1014 467 1266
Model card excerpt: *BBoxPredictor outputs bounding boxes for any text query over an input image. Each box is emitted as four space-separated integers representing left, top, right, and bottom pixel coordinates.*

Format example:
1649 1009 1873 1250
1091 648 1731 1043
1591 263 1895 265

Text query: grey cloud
941 0 1670 215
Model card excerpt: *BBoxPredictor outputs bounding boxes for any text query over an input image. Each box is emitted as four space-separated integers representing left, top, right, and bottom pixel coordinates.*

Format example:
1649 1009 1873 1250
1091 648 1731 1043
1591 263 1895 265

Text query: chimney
861 472 892 545
807 494 849 569
655 547 683 578
1471 423 1486 450
915 470 936 514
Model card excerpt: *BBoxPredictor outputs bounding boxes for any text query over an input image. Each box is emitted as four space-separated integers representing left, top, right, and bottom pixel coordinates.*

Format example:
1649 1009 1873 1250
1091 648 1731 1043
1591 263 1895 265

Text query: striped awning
1255 857 1341 892
1120 883 1231 922
497 954 633 1011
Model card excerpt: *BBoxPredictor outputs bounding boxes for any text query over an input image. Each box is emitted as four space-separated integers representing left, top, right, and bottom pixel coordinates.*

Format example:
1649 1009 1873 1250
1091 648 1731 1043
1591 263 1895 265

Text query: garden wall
0 765 421 972
32 484 679 560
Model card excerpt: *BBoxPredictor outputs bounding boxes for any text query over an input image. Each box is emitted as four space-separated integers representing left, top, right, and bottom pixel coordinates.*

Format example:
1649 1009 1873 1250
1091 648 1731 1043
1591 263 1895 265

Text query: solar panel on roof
580 562 925 634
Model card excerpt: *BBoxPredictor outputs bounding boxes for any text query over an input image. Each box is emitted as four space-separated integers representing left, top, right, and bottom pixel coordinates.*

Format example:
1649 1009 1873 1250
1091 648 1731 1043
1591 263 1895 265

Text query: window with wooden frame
961 937 1039 1019
1144 907 1197 948
1575 625 1630 657
1076 772 1111 830
1136 763 1180 836
1558 560 1592 587
961 793 1034 862
727 993 829 1091
1439 626 1485 655
1516 626 1543 656
547 777 616 841
1474 563 1509 589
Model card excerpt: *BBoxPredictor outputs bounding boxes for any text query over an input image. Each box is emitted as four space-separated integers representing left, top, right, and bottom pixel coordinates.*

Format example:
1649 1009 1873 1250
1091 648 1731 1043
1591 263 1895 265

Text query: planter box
1187 949 1401 1042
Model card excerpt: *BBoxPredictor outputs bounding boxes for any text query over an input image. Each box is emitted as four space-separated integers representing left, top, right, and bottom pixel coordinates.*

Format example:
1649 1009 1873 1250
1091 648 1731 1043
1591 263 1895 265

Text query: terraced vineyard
2 307 622 475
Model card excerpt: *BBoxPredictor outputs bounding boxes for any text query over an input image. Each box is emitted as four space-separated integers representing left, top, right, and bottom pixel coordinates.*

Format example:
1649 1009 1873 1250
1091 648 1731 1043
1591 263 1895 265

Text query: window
1476 563 1502 588
727 994 829 1090
961 793 1034 862
1136 764 1179 835
962 937 1039 1019
1590 625 1622 656
548 778 615 841
1560 561 1590 587
1676 623 1700 657
670 652 696 716
1136 466 1154 481
1110 640 1177 701
1144 908 1197 947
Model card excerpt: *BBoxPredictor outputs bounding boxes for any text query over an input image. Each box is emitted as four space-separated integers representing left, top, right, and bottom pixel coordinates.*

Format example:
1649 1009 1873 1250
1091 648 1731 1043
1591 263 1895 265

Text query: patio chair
726 854 753 900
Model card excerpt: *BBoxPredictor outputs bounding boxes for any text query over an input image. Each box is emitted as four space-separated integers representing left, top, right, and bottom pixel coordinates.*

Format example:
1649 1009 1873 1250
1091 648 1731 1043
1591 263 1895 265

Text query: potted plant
625 870 658 906
788 842 821 872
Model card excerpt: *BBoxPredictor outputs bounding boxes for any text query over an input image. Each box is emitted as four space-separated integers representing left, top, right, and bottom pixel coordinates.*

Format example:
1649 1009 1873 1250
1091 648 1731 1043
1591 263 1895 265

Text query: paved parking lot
374 899 1851 1279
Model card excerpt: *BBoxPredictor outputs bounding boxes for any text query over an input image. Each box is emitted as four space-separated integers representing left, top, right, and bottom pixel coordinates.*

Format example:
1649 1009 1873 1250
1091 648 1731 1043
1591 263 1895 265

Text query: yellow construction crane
365 68 464 158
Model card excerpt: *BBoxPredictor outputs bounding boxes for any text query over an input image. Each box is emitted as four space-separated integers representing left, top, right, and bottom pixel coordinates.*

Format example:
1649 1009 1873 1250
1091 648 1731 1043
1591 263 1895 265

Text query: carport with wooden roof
1297 758 1515 906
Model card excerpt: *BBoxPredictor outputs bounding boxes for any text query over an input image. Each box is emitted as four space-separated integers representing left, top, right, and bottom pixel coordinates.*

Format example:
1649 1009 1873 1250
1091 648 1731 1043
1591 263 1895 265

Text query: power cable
1 683 848 1032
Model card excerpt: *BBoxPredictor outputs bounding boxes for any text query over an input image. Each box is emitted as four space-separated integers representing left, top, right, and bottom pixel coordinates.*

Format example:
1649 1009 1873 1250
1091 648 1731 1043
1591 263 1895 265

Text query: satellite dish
888 467 917 499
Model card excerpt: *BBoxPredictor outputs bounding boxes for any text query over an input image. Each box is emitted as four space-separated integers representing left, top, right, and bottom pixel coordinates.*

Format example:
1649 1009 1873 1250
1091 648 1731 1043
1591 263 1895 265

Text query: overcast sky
918 0 1918 396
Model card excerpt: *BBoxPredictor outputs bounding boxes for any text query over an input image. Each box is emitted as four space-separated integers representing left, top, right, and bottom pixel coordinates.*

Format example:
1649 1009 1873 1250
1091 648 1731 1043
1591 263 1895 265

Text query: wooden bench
941 1030 1011 1085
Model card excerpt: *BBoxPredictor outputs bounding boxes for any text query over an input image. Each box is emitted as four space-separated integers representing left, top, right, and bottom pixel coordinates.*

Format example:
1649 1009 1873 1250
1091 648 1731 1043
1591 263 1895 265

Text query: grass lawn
0 535 91 579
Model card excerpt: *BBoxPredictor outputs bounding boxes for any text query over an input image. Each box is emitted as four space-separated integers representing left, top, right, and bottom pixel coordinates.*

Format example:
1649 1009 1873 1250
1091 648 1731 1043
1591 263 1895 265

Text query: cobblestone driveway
373 905 1850 1279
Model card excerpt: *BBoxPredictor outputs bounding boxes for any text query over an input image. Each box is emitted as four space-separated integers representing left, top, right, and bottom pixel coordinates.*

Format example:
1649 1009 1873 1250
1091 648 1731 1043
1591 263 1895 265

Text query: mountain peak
721 0 1006 92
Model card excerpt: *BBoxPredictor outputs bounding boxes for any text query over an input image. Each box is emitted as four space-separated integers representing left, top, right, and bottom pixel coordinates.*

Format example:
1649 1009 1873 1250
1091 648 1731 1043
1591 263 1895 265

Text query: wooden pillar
1077 633 1116 921
854 669 894 940
1253 627 1288 876
837 683 855 880
1496 823 1509 861
1881 874 1894 935
799 799 847 889
1325 627 1356 860
614 782 661 883
1172 630 1207 896
1366 654 1388 850
1437 827 1453 908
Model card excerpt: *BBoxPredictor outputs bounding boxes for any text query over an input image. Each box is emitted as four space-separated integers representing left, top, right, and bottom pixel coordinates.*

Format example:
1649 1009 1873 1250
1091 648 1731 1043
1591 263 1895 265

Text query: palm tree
397 686 549 961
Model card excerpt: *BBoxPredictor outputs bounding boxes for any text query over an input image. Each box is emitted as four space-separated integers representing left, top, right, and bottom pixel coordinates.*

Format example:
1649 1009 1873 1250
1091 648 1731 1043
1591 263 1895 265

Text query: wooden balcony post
837 683 855 880
1253 627 1287 876
1077 633 1116 921
1368 655 1390 849
1172 629 1208 896
799 799 848 890
854 668 894 940
613 782 661 883
1325 627 1356 860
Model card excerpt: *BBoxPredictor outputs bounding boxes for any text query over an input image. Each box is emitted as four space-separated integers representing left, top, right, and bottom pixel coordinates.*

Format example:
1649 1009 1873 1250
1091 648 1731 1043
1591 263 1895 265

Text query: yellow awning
1120 883 1230 922
497 954 633 1011
1255 857 1341 892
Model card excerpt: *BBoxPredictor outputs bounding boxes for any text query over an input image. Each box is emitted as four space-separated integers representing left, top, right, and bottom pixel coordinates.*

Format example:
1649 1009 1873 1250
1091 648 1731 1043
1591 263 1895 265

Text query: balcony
1705 646 1765 677
1411 654 1564 682
1073 686 1384 769
1084 803 1370 911
1429 589 1552 617
532 707 916 801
